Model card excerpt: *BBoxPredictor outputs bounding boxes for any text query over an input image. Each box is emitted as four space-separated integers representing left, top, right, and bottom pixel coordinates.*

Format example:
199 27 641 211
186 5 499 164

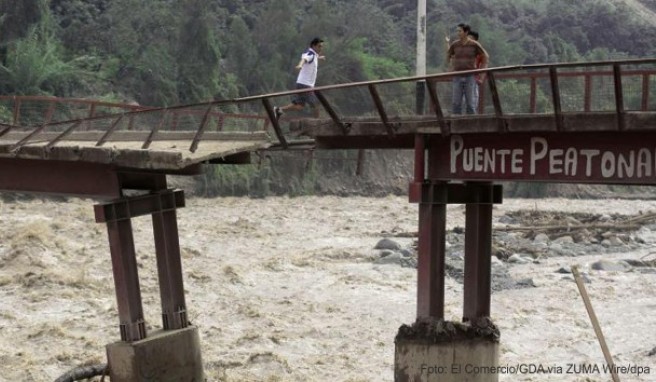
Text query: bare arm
477 43 490 82
446 45 454 70
479 48 489 68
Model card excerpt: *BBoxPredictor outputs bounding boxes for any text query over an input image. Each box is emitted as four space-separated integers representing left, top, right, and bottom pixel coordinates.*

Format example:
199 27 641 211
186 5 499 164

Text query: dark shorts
292 83 318 107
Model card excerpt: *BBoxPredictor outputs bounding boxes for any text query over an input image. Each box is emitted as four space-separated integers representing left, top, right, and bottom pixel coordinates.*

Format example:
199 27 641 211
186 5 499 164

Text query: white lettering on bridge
448 135 656 180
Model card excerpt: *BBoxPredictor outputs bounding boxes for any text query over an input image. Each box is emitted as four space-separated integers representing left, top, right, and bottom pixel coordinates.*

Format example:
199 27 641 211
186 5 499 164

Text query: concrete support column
106 326 204 382
395 329 499 382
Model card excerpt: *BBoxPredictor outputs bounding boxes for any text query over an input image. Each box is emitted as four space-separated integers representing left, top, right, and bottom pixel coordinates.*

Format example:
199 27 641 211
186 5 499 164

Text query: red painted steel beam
425 79 449 135
94 189 184 222
151 190 188 330
416 147 446 320
414 135 425 183
189 105 215 153
530 77 537 113
613 64 626 130
314 91 349 134
409 181 503 204
11 102 56 151
261 98 288 149
12 97 20 125
416 184 447 320
642 73 651 111
549 67 564 132
486 72 507 132
117 172 168 191
462 183 494 322
0 158 121 198
103 211 147 342
584 74 592 112
411 180 500 322
142 110 170 149
45 121 83 151
367 84 395 136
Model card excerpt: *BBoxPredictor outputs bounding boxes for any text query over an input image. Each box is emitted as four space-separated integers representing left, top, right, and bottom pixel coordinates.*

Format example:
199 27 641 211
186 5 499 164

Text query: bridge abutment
395 332 499 382
106 326 204 382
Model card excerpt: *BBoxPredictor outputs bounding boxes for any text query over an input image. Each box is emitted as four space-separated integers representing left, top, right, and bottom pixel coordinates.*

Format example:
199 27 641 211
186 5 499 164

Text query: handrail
4 58 651 127
1 58 654 153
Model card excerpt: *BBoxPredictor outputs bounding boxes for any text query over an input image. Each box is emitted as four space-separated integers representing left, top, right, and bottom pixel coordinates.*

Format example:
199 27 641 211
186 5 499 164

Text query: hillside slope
621 0 656 26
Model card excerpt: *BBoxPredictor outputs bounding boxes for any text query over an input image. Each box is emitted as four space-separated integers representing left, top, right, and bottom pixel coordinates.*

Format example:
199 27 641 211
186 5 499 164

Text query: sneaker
274 106 284 120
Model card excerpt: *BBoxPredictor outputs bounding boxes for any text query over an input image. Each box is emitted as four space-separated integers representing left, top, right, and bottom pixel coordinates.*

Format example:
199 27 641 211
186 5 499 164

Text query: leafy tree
542 33 581 63
466 14 526 67
176 0 226 103
49 0 109 53
250 0 299 93
0 0 42 44
225 16 258 97
98 0 179 105
0 5 87 96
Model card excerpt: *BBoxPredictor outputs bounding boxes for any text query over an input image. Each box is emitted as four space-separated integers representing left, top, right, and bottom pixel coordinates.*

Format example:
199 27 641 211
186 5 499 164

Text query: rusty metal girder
463 184 494 322
94 189 184 222
416 187 447 319
148 190 189 330
0 158 121 199
408 181 503 204
104 213 147 342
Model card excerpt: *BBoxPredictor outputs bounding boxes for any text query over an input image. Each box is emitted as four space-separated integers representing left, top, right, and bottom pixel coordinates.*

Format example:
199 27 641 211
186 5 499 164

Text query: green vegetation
3 0 651 103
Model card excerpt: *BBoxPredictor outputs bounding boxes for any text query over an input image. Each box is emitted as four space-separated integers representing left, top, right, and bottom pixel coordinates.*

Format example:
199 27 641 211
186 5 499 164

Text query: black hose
54 364 107 382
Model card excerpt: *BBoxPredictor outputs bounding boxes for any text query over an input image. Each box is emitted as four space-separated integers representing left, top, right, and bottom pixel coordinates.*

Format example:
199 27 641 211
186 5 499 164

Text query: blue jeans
452 75 477 115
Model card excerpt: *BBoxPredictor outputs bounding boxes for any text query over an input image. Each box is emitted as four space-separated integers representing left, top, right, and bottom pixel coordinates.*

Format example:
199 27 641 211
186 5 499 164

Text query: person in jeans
446 24 489 115
274 37 325 119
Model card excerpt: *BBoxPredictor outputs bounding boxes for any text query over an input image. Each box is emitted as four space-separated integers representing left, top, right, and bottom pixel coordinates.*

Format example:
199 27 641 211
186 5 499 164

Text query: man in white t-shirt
275 37 325 119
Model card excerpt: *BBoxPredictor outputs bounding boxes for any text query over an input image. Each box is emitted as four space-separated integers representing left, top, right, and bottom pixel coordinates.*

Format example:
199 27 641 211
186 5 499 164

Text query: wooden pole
571 265 620 382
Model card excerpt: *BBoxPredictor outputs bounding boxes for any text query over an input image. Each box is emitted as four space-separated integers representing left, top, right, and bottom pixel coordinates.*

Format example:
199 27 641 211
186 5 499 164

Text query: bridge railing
0 96 146 127
249 58 655 145
0 97 274 153
275 59 656 116
1 58 654 152
473 64 655 115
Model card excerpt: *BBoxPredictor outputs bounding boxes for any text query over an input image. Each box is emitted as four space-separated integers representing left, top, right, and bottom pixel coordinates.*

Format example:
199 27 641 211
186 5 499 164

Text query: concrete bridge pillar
106 326 204 382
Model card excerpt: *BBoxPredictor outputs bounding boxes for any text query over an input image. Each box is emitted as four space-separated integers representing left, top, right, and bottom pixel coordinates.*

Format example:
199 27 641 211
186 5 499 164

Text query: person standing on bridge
274 37 325 120
446 24 489 115
445 29 484 113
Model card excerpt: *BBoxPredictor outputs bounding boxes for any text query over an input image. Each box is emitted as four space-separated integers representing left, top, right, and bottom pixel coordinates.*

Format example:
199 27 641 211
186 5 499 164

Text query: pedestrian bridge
1 57 656 381
1 58 654 179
